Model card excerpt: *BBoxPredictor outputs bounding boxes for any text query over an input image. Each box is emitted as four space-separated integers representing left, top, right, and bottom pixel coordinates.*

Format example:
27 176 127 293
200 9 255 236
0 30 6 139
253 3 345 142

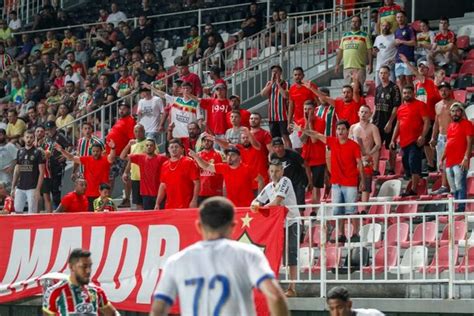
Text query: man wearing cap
45 120 71 208
177 59 203 97
225 95 250 128
261 64 291 147
430 81 456 194
195 133 224 204
400 53 441 172
137 87 165 144
190 145 262 207
106 47 126 82
443 103 473 212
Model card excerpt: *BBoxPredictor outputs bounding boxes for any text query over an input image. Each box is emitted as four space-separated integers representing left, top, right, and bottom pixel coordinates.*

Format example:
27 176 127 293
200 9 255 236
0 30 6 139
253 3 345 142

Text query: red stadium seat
364 204 388 224
329 223 354 244
460 60 474 75
246 48 259 59
389 204 418 225
365 96 375 112
406 178 428 196
467 176 474 195
457 35 470 50
466 49 474 60
375 222 409 248
311 21 325 34
362 246 398 273
438 221 467 246
301 224 321 247
310 247 342 272
422 245 458 273
455 247 474 273
411 20 422 32
400 222 437 248
453 89 468 103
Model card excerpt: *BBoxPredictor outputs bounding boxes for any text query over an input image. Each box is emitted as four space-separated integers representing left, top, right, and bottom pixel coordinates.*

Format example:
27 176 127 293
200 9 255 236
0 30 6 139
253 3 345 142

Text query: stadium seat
453 89 468 103
410 20 422 32
245 47 259 59
455 246 474 273
334 247 370 273
422 245 458 274
365 80 376 96
258 46 277 60
389 246 428 274
400 222 437 248
466 49 474 60
365 96 375 112
347 223 382 247
458 230 474 247
298 247 315 271
371 179 402 201
329 223 354 244
456 35 470 50
405 178 428 196
174 46 185 57
311 247 342 272
457 25 474 45
389 204 418 225
465 105 474 120
460 60 474 75
301 224 321 247
311 21 326 34
437 221 467 246
375 222 409 248
362 246 398 274
364 204 389 224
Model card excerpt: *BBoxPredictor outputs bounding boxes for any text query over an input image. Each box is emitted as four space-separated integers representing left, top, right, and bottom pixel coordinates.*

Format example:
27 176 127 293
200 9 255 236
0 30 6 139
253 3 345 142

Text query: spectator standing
251 159 300 297
250 112 272 185
137 87 165 143
0 20 13 43
182 25 201 63
226 95 250 129
261 64 291 147
225 110 243 144
138 50 159 84
35 125 53 212
106 2 127 27
55 178 88 213
202 35 223 70
131 15 153 47
198 83 231 139
11 129 45 213
429 16 458 67
196 23 224 60
0 128 17 187
156 139 200 209
335 15 373 85
394 11 416 91
72 122 104 179
430 82 456 194
239 2 264 39
6 109 26 144
315 88 337 138
415 20 435 61
8 11 21 33
373 20 397 86
55 140 116 211
124 138 167 210
167 121 203 153
306 120 363 242
93 183 117 212
443 103 473 212
177 60 203 97
373 66 401 174
377 0 402 34
390 85 430 196
0 43 13 72
0 181 14 214
196 134 224 204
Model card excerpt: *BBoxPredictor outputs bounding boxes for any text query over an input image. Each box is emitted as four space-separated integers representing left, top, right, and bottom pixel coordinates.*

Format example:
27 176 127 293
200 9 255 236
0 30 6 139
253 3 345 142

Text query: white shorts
14 188 38 214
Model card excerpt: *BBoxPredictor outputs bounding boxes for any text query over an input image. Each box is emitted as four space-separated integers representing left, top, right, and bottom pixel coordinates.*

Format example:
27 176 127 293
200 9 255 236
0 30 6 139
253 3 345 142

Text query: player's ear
195 219 203 235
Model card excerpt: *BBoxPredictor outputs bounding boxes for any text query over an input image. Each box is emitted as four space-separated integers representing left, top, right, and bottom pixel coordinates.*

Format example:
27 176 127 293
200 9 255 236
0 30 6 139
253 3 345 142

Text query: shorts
310 165 326 188
41 178 52 194
110 158 127 179
378 125 394 150
436 134 447 170
269 121 289 137
332 184 357 215
424 120 434 145
289 130 303 149
362 174 372 193
402 143 423 176
283 222 300 266
343 67 366 86
87 197 97 212
395 62 415 77
142 195 156 210
131 180 143 205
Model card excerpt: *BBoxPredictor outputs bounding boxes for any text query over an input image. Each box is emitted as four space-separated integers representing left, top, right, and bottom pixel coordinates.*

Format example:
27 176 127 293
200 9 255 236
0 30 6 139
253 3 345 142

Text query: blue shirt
394 25 416 62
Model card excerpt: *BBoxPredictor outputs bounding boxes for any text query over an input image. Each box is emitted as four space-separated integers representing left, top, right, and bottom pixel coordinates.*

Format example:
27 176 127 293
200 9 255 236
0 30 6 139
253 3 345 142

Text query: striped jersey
339 30 372 69
36 140 52 179
315 104 337 137
42 278 109 315
268 80 289 121
0 53 13 70
76 136 104 173
165 94 202 138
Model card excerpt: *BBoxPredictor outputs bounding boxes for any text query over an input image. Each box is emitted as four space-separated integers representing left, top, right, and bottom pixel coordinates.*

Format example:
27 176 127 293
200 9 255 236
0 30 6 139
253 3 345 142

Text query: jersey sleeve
214 163 228 175
154 258 178 306
95 286 110 309
275 177 292 199
247 246 275 289
199 98 212 110
188 159 200 181
255 185 270 204
42 286 59 314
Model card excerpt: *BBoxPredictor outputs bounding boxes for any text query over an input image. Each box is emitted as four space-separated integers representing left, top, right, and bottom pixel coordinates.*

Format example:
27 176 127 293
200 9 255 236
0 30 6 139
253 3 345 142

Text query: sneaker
400 190 417 197
284 288 297 297
337 235 347 243
431 186 449 195
119 198 131 208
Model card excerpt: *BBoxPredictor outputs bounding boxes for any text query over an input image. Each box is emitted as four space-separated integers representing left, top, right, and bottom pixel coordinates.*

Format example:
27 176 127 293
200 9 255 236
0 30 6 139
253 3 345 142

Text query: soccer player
150 197 289 316
43 248 118 315
327 286 384 316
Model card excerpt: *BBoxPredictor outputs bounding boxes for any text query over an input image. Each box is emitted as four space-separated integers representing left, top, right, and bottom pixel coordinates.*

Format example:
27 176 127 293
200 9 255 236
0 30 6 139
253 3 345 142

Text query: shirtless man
429 81 455 194
349 105 381 206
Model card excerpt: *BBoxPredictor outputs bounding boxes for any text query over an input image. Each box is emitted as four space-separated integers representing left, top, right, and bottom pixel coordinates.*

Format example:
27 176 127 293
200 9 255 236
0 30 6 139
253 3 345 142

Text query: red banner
0 207 286 313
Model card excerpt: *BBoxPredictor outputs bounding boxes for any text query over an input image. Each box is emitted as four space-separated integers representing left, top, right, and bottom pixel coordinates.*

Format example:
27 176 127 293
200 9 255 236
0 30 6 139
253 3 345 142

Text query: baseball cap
119 101 130 108
417 59 429 67
111 47 119 52
45 120 56 129
437 81 452 89
224 147 240 155
271 137 284 146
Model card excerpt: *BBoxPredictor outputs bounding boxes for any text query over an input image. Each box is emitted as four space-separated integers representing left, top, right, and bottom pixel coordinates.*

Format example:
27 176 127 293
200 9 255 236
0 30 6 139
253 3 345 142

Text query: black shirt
270 149 308 187
139 62 159 84
47 131 71 173
16 146 45 190
373 81 401 129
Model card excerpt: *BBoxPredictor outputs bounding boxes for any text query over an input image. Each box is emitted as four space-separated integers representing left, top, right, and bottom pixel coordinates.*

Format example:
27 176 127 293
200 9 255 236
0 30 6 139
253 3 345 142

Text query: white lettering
89 226 106 278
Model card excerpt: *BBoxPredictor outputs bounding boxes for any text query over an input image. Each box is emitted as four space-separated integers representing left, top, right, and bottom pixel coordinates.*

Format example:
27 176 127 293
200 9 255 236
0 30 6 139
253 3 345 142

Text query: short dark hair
352 15 362 23
168 138 184 148
398 10 407 16
68 248 91 264
82 122 93 129
440 16 449 23
99 183 111 191
181 81 193 88
231 110 241 116
319 87 330 96
293 66 304 73
327 286 350 302
91 143 103 149
342 84 353 91
304 99 315 107
336 120 350 129
379 65 391 72
403 84 415 91
24 129 35 136
420 19 430 26
199 197 234 231
250 112 262 118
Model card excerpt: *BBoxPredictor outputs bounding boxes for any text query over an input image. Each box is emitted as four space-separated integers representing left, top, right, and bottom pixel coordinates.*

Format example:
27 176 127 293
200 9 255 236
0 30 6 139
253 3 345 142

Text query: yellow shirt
339 30 372 69
6 119 26 138
56 114 74 129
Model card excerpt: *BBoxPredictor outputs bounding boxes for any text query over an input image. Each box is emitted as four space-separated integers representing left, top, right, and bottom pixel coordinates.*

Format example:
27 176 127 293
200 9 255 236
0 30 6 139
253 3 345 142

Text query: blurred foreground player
43 248 119 315
150 196 289 316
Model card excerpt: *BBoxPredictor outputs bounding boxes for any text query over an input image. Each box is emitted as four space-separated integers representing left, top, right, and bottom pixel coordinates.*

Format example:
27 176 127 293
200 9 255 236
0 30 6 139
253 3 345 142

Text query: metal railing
281 198 474 299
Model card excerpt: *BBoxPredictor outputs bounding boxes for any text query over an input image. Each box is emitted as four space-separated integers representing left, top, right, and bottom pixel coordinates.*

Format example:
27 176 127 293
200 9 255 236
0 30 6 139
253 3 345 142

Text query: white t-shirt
106 11 127 27
64 73 83 87
137 96 164 134
154 239 274 316
373 34 397 70
0 142 18 184
353 308 385 316
8 19 21 32
256 176 300 225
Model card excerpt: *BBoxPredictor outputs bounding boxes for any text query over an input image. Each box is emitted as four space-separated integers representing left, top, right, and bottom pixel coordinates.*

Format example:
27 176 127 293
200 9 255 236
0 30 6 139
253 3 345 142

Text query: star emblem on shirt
241 212 253 228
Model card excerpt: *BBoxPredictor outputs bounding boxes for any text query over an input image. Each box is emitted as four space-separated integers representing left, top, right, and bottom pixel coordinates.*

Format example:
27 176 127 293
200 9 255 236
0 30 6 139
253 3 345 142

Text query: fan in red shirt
390 85 430 196
198 83 231 136
55 140 116 211
55 178 89 213
288 67 318 149
177 61 203 97
295 100 326 205
190 146 263 207
156 138 200 209
250 112 272 185
443 103 473 212
196 134 224 204
303 120 363 243
126 138 168 210
225 95 251 128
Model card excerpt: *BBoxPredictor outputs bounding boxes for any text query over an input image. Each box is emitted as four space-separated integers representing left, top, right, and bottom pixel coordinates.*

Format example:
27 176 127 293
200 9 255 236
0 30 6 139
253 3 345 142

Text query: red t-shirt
181 72 203 96
297 116 326 166
200 98 231 135
160 156 200 209
445 119 474 168
215 163 257 207
251 128 272 183
106 115 135 155
130 153 168 196
61 191 89 212
198 150 224 196
327 137 361 186
415 78 441 120
181 137 198 153
289 83 318 122
236 143 265 189
80 156 111 197
225 109 251 128
334 98 361 126
396 99 428 148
